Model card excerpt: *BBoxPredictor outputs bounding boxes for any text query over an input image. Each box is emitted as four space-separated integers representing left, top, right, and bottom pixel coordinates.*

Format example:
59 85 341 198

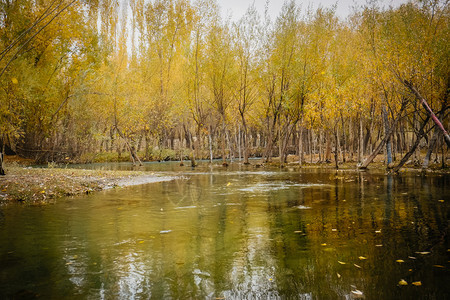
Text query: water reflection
0 166 449 299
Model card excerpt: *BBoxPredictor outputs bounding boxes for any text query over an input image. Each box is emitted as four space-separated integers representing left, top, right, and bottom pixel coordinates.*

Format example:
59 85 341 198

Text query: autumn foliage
0 0 448 169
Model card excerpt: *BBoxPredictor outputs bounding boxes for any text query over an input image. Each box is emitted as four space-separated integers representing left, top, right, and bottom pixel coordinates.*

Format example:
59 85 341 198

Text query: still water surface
1 162 449 299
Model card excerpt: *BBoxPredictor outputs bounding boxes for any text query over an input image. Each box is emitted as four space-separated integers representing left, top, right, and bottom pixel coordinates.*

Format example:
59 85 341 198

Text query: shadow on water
0 162 449 299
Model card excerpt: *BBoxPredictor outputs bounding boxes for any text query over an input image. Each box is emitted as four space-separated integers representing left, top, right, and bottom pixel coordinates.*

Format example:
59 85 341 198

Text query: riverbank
0 166 175 204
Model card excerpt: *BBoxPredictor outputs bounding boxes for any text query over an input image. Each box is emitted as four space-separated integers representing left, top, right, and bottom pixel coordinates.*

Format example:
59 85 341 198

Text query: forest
0 0 448 171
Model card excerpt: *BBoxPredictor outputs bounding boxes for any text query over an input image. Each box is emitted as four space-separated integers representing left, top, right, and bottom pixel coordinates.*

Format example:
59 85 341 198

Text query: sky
217 0 410 21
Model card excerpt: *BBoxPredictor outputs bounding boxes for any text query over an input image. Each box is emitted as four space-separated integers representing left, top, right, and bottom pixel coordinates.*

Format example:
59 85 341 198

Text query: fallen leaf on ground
412 281 422 286
354 264 362 269
396 259 405 263
359 256 367 260
338 261 346 265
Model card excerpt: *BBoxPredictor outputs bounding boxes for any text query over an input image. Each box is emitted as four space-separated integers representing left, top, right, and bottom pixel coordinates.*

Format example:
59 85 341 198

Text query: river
1 162 449 299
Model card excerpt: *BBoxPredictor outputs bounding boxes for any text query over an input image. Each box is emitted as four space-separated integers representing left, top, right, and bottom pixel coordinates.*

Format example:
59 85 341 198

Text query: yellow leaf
337 273 341 278
416 251 430 255
438 200 444 203
354 264 362 269
412 281 422 286
338 261 346 265
226 182 231 186
139 241 144 244
433 265 445 268
40 190 46 194
359 256 367 260
321 243 327 246
398 279 408 286
11 77 18 84
396 259 405 263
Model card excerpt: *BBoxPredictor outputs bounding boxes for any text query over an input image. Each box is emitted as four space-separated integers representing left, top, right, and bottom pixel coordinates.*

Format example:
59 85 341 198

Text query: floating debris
351 289 364 298
296 205 312 209
398 279 408 286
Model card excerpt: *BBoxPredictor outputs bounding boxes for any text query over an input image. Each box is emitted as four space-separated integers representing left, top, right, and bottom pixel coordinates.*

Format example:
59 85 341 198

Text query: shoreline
0 166 177 204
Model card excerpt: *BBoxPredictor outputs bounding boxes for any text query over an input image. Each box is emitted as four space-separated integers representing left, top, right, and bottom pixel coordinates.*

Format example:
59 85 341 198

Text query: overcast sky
217 0 410 21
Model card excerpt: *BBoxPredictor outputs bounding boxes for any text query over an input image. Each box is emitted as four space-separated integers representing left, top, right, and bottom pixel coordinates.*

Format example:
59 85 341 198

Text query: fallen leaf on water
359 256 367 260
396 259 405 263
351 290 363 298
412 281 422 286
354 264 362 269
398 279 408 286
338 261 346 265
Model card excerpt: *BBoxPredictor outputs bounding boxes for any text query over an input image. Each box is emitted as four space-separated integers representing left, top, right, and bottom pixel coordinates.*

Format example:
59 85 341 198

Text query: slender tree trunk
0 151 5 176
298 125 303 166
208 129 213 163
404 80 450 148
359 100 408 169
422 126 439 170
393 116 430 173
382 106 393 166
358 116 364 163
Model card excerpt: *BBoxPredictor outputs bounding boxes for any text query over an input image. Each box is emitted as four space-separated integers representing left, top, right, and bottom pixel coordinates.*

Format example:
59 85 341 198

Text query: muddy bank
0 166 176 204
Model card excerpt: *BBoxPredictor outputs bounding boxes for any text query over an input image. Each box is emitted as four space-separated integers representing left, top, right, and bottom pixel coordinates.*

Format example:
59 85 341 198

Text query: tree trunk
393 116 430 173
298 125 303 166
0 152 5 175
359 100 408 169
404 80 450 148
382 106 393 166
422 126 439 170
